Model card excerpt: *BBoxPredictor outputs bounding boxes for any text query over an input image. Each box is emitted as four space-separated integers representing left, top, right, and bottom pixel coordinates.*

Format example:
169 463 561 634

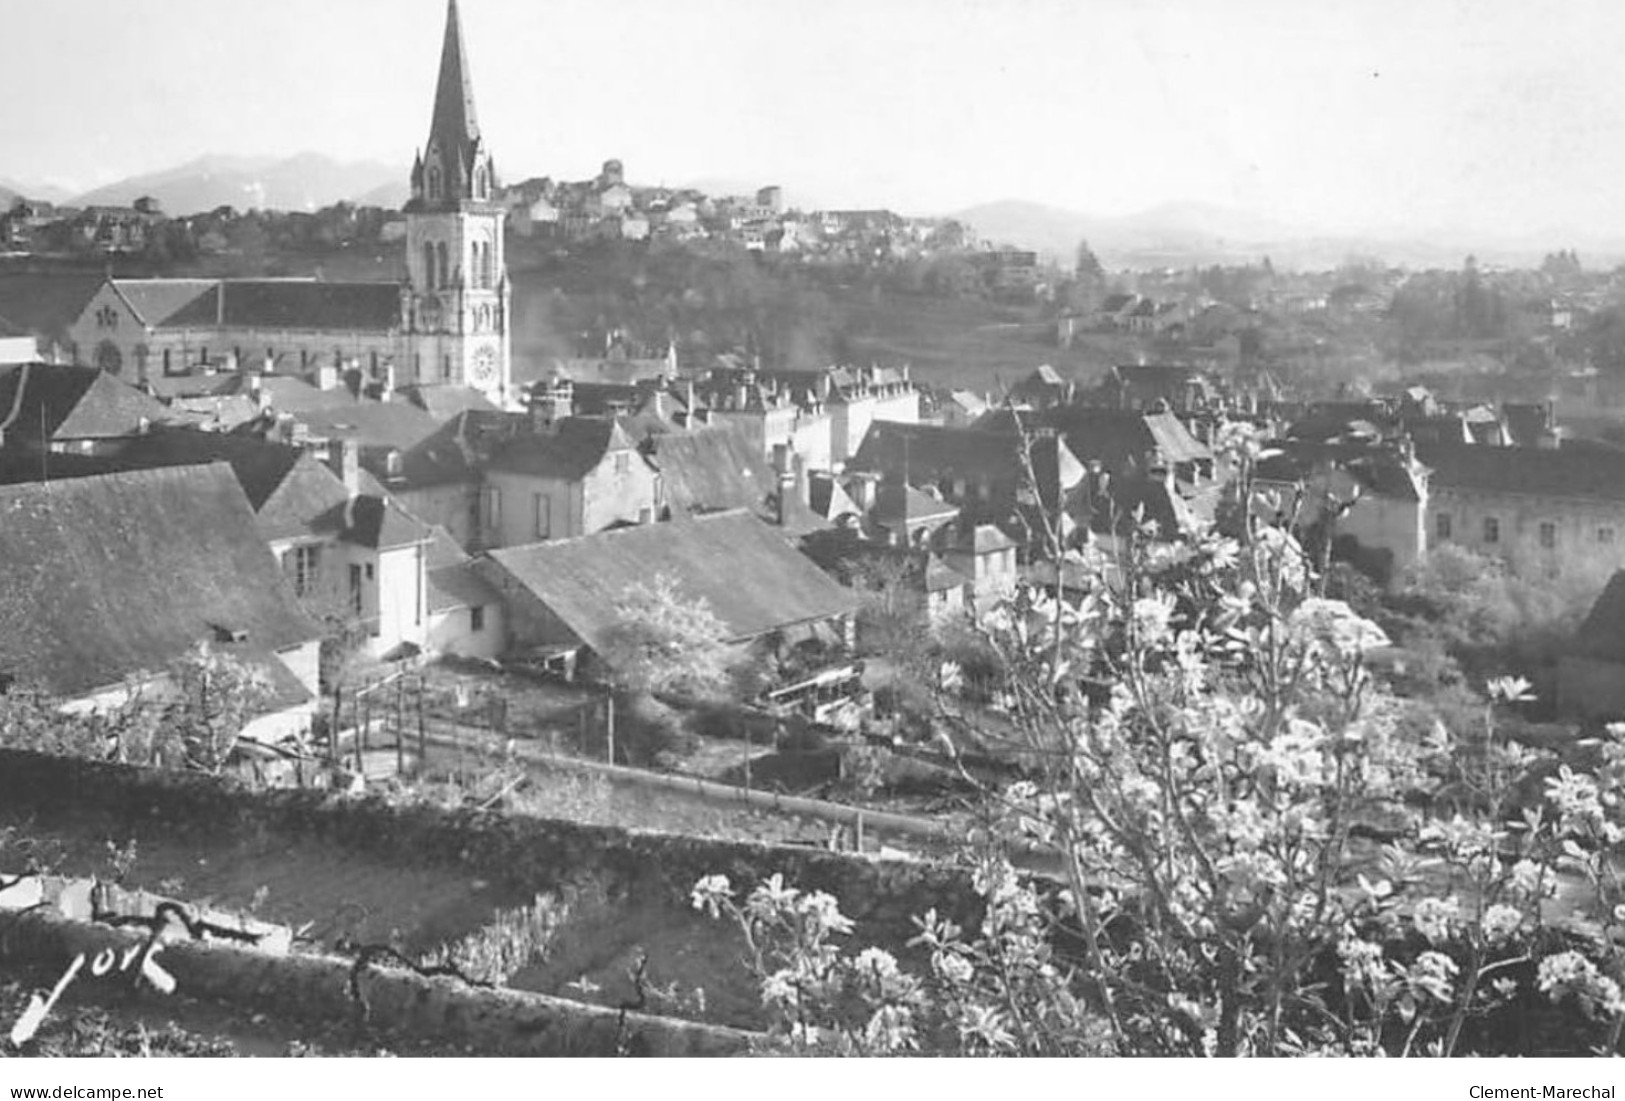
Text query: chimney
316 363 339 392
847 471 880 512
776 470 796 527
327 437 360 495
246 371 265 410
530 379 573 432
380 361 397 402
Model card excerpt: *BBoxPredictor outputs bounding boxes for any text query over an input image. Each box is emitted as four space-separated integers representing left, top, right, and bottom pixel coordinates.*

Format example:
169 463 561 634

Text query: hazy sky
9 0 1625 236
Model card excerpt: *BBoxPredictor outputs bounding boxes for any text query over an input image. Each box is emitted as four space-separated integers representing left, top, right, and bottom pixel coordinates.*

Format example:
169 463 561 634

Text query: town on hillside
7 0 1625 1066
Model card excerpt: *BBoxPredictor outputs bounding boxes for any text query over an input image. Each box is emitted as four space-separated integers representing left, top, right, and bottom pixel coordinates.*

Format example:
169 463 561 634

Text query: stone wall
0 749 981 945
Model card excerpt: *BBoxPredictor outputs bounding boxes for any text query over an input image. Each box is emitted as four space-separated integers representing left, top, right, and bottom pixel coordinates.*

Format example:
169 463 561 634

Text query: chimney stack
530 379 574 432
327 437 361 495
316 363 339 392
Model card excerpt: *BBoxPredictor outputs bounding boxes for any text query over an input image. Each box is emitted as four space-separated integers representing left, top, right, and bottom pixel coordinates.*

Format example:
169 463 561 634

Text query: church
64 0 514 409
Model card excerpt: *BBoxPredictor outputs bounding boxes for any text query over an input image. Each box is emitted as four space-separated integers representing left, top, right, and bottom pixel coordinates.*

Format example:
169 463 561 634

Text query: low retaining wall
0 750 981 945
0 908 755 1057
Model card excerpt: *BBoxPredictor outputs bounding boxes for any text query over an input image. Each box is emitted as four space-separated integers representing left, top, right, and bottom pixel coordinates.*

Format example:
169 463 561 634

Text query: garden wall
0 750 981 945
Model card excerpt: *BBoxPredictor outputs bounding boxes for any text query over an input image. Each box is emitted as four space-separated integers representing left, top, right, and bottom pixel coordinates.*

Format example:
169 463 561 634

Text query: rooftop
0 463 319 699
485 510 858 654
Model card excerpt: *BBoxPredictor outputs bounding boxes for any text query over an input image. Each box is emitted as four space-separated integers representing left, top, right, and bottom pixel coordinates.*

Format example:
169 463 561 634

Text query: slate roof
848 422 1033 483
287 401 441 452
809 475 862 522
387 409 521 489
344 494 434 551
922 555 969 593
113 429 305 510
168 281 402 332
486 417 637 481
874 482 960 525
975 406 1210 468
425 527 498 613
0 273 105 340
0 463 319 699
108 279 216 326
1418 442 1625 503
645 425 773 519
1574 571 1625 662
0 363 176 445
259 456 354 544
401 384 498 421
485 510 859 654
1256 441 1427 502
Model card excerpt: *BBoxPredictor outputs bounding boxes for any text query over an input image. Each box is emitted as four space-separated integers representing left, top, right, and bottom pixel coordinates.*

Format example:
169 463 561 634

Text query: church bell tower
404 0 511 406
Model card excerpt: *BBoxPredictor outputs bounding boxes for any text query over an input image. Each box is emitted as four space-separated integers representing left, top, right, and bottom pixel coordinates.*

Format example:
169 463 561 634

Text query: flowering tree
696 422 1625 1057
599 574 738 698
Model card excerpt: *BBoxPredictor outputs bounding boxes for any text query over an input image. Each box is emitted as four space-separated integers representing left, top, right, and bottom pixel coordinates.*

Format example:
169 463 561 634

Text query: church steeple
411 0 496 211
430 0 480 157
403 0 511 407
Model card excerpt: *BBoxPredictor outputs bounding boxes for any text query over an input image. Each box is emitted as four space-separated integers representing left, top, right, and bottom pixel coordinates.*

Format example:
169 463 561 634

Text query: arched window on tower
437 242 450 289
423 242 437 289
474 166 487 200
427 164 442 203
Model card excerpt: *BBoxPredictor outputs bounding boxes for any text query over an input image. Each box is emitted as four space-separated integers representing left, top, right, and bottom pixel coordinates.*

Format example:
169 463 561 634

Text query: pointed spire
431 0 480 150
417 0 493 207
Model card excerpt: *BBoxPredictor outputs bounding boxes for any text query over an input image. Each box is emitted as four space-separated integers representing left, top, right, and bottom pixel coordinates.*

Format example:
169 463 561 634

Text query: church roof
160 281 402 333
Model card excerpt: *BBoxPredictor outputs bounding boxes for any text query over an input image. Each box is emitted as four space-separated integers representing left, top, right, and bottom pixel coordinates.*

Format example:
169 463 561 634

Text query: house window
290 545 320 598
442 355 452 381
614 451 631 476
1601 527 1617 546
482 487 502 531
534 493 551 539
1539 522 1557 549
471 606 486 633
1483 517 1500 544
349 563 364 616
162 349 171 373
1435 513 1452 540
365 563 375 581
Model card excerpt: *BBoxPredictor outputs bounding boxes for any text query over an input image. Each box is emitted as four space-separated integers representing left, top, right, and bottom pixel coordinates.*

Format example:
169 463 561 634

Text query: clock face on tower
470 345 498 388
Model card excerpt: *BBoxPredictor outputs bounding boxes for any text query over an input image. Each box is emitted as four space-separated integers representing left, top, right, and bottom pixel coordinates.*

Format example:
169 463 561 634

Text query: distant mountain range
947 198 1625 271
48 154 408 217
11 152 1625 270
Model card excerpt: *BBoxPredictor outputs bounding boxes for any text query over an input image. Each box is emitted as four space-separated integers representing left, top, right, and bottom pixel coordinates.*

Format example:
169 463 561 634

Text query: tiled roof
485 510 859 655
0 463 319 699
1418 442 1625 504
161 281 402 332
0 363 175 444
